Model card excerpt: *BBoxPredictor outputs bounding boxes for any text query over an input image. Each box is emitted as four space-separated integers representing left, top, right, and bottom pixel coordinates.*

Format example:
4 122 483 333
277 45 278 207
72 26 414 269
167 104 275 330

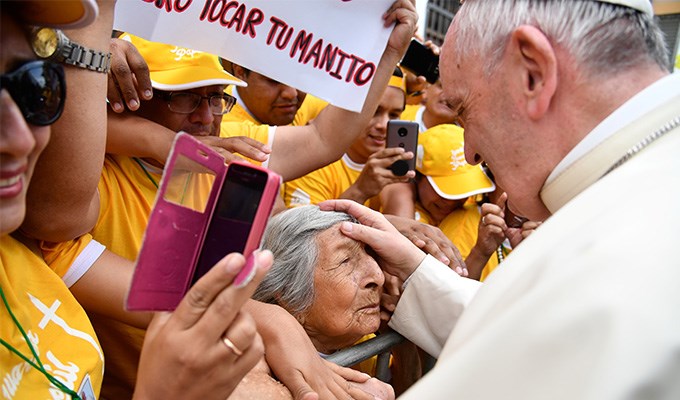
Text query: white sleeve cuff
262 125 277 169
62 240 106 288
389 254 481 357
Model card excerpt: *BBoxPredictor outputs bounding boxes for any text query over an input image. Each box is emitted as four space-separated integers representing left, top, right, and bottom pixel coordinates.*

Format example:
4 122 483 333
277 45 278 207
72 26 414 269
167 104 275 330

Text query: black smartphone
399 39 440 84
192 161 281 287
386 120 419 176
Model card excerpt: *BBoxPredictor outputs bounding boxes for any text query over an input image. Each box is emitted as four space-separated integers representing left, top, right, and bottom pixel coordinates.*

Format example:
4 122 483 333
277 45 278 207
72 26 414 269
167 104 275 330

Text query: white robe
390 72 680 399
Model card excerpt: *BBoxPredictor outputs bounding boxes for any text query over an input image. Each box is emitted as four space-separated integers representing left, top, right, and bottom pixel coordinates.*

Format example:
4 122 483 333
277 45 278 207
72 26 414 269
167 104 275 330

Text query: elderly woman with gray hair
252 205 421 396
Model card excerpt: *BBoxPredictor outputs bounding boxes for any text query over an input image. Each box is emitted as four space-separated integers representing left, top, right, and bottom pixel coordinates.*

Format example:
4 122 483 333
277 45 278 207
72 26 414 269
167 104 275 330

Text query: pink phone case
126 133 281 311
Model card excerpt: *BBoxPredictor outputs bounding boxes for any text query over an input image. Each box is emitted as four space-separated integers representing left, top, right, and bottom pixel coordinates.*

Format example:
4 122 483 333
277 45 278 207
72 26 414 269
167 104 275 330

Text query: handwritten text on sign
114 0 394 112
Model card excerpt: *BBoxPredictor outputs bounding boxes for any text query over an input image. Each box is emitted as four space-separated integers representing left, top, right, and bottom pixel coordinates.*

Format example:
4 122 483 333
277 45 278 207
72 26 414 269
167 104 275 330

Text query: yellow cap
388 67 407 93
121 33 246 91
15 0 98 29
416 124 495 200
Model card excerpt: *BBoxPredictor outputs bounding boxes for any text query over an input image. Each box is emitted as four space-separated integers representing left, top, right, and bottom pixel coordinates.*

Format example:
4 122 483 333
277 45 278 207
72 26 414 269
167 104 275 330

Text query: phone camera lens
398 127 408 137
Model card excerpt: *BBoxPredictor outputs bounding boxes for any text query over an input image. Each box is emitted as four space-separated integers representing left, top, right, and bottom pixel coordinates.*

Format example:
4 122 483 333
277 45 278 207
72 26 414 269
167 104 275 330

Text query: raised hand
133 251 272 400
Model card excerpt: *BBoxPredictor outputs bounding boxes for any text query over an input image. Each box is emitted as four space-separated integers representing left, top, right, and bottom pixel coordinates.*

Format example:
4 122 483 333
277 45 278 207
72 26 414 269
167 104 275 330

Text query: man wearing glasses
126 33 242 140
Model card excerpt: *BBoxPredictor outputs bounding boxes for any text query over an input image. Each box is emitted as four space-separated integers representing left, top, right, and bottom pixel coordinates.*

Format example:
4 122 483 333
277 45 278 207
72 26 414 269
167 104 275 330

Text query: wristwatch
31 27 111 73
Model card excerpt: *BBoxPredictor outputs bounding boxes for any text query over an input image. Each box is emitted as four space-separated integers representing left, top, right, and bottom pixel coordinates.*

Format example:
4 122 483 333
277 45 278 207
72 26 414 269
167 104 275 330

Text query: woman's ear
293 311 306 325
508 25 558 120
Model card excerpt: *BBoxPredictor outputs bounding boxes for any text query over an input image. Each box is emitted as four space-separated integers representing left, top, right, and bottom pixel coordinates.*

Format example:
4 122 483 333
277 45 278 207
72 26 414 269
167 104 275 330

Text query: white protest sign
114 0 394 113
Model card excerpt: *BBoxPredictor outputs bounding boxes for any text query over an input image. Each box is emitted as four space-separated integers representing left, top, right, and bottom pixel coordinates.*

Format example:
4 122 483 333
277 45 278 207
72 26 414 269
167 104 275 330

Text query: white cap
596 0 653 16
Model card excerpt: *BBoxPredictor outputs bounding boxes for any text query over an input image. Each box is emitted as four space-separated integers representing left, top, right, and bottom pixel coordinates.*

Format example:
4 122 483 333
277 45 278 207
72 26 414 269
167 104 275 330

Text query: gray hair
253 206 358 316
452 0 668 78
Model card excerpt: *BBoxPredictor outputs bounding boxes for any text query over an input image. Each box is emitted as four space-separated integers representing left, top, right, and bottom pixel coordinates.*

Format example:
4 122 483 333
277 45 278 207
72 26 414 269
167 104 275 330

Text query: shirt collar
547 73 680 185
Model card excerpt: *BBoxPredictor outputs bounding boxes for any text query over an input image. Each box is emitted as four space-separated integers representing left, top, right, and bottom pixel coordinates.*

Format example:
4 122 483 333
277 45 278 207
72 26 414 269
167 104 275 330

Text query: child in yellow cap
414 124 504 280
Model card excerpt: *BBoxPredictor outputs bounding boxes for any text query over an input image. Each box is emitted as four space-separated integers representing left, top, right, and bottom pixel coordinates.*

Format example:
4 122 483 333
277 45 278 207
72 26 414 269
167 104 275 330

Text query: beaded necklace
496 245 505 264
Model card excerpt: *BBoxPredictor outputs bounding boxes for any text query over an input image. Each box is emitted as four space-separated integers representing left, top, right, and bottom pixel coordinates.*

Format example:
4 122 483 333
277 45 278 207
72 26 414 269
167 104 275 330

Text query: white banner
114 0 394 112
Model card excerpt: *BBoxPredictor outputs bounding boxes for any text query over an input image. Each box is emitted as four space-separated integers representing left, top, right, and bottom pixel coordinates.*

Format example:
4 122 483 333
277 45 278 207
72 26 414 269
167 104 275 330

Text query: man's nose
189 97 215 125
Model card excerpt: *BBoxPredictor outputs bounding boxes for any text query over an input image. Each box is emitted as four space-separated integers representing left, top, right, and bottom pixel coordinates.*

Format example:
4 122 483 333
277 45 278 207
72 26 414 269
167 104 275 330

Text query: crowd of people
2 0 679 399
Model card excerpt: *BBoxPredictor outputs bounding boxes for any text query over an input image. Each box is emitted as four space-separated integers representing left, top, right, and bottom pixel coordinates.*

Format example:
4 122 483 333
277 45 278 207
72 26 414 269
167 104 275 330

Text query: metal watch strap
62 41 112 73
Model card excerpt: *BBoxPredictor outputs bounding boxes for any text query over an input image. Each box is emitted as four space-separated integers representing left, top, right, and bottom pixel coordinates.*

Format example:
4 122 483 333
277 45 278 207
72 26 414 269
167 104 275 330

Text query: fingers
286 374 320 400
218 312 265 376
198 136 271 164
234 331 265 373
326 361 372 383
415 230 466 275
348 377 396 400
194 250 273 339
107 38 152 112
169 253 243 330
294 386 320 400
495 191 509 208
341 220 424 282
170 251 272 336
480 200 507 232
319 200 393 231
383 0 417 26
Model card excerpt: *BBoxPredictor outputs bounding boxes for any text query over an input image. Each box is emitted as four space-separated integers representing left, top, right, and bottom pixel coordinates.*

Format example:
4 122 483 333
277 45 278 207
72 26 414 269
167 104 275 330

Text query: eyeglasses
154 90 236 116
0 60 66 126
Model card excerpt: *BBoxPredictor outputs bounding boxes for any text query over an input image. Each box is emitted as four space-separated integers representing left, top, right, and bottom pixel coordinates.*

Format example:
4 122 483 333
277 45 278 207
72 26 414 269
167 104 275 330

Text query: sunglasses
0 60 66 126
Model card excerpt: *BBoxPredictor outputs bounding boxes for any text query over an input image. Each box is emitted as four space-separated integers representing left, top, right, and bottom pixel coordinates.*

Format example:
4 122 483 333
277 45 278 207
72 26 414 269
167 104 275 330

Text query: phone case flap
126 133 226 311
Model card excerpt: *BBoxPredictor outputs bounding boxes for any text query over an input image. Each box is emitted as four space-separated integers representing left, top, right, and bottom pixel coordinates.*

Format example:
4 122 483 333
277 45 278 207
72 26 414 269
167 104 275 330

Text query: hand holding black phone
386 120 419 176
400 39 440 84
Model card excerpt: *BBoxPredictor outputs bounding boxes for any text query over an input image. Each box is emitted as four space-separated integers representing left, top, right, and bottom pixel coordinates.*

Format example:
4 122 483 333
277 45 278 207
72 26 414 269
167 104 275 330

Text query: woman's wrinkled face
301 223 385 354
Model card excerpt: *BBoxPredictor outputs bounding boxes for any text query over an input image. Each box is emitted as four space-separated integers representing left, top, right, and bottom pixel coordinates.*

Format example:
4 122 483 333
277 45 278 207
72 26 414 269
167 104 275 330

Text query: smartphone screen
191 163 268 285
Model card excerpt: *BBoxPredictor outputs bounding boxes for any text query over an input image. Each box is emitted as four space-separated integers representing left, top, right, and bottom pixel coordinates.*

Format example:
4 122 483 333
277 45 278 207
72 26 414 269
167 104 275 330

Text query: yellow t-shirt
219 120 274 168
283 154 381 210
414 202 436 226
351 334 379 376
0 235 104 399
437 203 499 281
41 234 107 291
400 104 420 123
294 94 328 126
91 154 214 398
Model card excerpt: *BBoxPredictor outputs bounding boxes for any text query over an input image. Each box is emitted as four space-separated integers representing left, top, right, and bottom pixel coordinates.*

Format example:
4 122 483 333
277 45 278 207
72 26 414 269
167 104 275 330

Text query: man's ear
232 64 247 80
508 25 557 120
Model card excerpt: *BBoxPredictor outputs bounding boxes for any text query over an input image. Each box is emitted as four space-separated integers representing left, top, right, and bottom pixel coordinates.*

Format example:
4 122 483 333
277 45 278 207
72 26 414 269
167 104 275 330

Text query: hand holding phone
386 120 419 176
399 39 440 84
126 134 281 311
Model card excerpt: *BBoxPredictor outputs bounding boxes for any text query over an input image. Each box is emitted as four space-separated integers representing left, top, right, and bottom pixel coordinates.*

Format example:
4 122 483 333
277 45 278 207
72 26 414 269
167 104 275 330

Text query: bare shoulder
228 357 293 400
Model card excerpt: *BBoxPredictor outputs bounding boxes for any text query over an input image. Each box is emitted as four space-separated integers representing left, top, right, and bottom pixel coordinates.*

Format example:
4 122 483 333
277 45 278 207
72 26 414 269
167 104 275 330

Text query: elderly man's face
301 223 385 354
0 11 51 235
139 85 226 136
440 21 546 220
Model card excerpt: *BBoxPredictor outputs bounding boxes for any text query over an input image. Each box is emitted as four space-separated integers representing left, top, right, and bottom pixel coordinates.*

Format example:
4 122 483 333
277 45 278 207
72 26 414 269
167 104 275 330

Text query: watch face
32 28 59 59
